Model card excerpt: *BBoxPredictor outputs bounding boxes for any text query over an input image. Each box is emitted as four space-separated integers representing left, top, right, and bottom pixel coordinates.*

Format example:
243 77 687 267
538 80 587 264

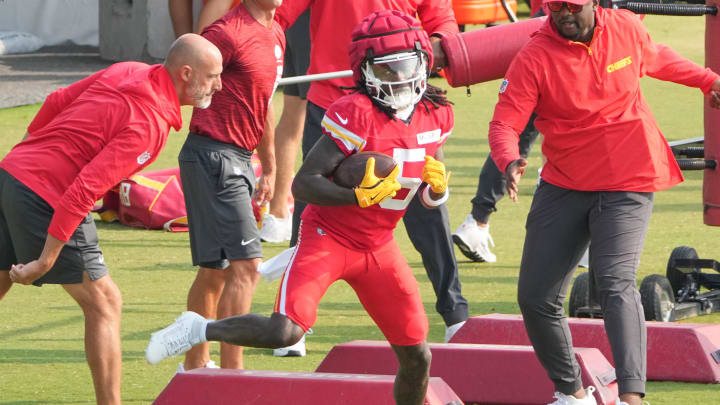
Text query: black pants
291 101 468 326
471 113 539 223
518 181 652 396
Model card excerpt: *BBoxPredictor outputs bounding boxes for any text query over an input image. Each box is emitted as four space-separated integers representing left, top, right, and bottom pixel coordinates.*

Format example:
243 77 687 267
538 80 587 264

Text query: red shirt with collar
190 4 285 149
275 0 459 110
1 62 182 242
489 7 719 192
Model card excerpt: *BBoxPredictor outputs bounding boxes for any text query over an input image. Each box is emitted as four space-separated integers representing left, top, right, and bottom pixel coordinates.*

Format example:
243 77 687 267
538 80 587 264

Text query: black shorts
0 169 108 285
179 134 263 270
282 9 310 99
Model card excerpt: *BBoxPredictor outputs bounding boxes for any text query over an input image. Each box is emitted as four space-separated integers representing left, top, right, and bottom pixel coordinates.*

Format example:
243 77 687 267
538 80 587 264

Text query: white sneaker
548 386 596 405
273 333 306 357
260 213 292 243
444 320 466 343
452 215 497 263
146 311 209 365
176 359 219 373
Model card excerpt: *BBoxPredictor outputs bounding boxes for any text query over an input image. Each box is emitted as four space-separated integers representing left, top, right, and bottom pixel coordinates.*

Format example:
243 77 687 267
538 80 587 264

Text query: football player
146 11 452 405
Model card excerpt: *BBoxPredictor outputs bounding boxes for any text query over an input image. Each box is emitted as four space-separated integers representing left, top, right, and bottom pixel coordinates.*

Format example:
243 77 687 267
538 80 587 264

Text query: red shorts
274 221 428 346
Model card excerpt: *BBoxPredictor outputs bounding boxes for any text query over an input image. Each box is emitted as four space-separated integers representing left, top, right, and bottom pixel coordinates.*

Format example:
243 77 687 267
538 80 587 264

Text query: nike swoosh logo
241 238 256 246
335 112 348 125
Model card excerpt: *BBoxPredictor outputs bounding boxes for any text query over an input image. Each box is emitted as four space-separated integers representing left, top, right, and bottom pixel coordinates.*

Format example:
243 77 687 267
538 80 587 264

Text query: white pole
277 70 353 86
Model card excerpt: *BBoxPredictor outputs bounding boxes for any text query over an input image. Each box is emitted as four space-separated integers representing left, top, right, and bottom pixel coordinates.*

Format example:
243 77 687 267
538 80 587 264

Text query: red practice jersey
302 95 453 250
190 4 285 150
0 62 182 242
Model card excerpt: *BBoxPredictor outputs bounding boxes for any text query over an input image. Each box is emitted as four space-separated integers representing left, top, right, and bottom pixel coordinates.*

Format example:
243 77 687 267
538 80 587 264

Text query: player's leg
347 239 431 405
216 258 261 368
517 181 592 397
290 101 327 246
146 221 336 363
588 191 653 404
179 135 231 369
402 194 468 339
0 169 121 404
63 272 122 405
0 171 16 301
184 266 225 369
206 224 334 348
392 342 432 405
56 216 122 405
210 146 264 369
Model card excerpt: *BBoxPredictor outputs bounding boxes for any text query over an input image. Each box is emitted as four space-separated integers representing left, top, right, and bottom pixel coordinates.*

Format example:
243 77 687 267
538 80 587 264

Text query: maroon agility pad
316 340 619 405
153 368 463 405
450 313 720 383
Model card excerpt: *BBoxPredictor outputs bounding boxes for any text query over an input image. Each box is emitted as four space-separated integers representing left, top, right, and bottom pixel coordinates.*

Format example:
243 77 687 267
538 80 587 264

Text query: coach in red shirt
0 34 222 405
177 0 285 371
489 2 720 404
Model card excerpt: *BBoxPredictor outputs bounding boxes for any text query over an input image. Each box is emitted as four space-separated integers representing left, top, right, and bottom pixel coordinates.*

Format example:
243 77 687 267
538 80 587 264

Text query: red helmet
348 10 433 111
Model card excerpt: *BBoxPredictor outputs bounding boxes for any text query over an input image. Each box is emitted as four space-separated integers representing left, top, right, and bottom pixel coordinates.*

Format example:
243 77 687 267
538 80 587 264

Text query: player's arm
254 102 276 207
292 136 358 206
8 234 64 285
274 0 312 30
418 0 459 70
489 56 539 203
196 0 236 33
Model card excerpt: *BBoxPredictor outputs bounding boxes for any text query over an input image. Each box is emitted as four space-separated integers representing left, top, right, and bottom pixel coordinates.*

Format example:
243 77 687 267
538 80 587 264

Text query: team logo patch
274 45 282 60
499 79 509 94
137 151 151 165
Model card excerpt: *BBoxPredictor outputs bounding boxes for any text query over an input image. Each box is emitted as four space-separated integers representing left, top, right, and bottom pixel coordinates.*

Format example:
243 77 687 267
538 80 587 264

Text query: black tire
666 246 699 296
569 271 590 317
639 274 675 322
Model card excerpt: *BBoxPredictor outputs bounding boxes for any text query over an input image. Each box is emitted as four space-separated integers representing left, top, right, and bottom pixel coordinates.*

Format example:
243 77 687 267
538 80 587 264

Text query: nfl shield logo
499 79 509 94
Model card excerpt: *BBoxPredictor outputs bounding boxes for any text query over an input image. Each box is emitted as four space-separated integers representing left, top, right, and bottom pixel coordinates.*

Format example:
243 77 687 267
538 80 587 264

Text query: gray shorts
0 169 108 285
179 134 262 269
282 9 310 99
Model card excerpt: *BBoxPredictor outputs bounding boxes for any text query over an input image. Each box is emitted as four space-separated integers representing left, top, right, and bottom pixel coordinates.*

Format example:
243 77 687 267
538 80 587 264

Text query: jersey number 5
379 147 425 211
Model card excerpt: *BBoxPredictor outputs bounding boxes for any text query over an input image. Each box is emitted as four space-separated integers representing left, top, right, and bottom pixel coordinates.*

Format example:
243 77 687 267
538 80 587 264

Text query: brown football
333 151 398 188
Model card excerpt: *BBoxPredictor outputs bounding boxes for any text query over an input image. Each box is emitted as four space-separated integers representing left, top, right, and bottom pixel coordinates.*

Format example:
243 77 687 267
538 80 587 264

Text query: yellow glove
422 155 450 194
354 157 401 208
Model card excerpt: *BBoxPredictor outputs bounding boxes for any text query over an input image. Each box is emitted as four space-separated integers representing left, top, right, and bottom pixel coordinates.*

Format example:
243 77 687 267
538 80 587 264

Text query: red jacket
275 0 459 110
0 62 182 241
489 8 719 192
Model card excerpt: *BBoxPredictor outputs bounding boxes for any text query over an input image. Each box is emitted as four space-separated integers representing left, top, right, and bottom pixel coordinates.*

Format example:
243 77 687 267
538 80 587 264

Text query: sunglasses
547 1 585 12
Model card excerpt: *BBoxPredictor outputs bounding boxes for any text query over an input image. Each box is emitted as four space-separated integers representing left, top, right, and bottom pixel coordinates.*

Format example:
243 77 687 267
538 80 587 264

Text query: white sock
444 320 466 342
190 318 210 345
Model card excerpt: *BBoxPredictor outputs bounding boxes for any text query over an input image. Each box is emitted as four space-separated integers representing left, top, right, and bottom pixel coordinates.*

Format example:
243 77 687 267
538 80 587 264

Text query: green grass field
2 12 720 405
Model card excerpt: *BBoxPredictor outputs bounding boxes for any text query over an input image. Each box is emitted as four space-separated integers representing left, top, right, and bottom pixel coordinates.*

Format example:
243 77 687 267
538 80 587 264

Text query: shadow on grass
0 315 83 339
0 348 86 364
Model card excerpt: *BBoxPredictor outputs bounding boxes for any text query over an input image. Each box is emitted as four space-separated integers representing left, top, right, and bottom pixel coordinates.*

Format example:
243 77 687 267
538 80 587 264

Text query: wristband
421 185 449 207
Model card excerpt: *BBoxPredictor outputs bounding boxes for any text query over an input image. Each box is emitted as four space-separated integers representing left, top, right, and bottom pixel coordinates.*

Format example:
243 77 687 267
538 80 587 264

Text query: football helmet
349 10 432 111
